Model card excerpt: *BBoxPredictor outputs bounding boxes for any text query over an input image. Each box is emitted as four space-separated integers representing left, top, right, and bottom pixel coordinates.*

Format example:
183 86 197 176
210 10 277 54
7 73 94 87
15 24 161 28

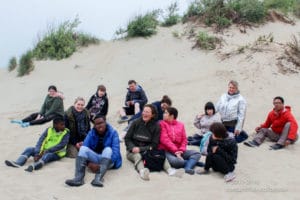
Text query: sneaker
196 169 210 175
5 160 21 168
117 116 129 124
269 143 284 150
11 120 23 125
139 168 150 181
24 165 34 172
244 140 259 147
224 172 236 182
21 122 30 128
167 168 184 178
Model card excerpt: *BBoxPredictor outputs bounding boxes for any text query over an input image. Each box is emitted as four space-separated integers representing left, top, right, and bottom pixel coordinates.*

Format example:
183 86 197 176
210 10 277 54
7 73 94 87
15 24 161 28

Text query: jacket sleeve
178 124 188 152
44 98 63 117
133 89 148 105
159 122 179 153
101 98 109 116
45 131 70 153
286 113 299 140
83 130 93 148
193 115 202 129
235 97 246 132
85 95 94 110
125 92 131 106
260 112 272 128
35 129 48 155
215 141 238 164
110 129 121 164
124 122 137 151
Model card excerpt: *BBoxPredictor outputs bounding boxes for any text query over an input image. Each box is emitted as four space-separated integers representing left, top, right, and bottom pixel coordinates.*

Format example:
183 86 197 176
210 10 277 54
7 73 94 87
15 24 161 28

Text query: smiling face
206 108 214 116
142 106 154 122
228 83 238 95
48 89 57 97
74 99 85 112
94 117 107 135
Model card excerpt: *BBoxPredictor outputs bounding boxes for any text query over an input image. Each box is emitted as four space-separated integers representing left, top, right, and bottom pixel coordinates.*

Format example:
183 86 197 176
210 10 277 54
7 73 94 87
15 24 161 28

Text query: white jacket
216 92 247 132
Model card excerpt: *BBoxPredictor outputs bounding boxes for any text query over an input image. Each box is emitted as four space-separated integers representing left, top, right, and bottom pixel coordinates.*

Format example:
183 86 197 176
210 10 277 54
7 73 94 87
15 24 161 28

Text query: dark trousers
22 112 58 125
204 153 234 174
225 126 248 143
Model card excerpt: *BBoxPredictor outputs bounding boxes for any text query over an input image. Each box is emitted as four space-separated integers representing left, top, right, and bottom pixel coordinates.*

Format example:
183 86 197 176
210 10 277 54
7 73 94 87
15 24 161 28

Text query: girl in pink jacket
159 107 201 175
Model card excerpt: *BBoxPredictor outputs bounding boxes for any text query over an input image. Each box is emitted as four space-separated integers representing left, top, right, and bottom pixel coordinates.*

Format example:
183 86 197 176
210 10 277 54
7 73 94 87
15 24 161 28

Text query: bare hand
255 127 261 133
285 140 292 147
197 114 204 119
76 142 83 150
234 130 240 135
132 147 140 153
212 146 218 153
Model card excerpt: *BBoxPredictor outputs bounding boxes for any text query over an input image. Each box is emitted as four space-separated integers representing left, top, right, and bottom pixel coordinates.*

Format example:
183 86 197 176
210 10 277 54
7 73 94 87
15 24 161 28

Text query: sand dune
1 20 300 199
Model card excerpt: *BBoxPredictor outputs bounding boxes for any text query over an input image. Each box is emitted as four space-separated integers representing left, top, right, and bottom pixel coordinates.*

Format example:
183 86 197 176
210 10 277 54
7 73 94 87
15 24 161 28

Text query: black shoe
244 140 259 147
269 143 284 150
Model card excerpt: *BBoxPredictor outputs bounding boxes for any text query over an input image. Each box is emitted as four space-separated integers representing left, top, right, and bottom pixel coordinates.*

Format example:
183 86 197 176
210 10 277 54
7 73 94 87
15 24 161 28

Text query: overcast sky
0 0 191 68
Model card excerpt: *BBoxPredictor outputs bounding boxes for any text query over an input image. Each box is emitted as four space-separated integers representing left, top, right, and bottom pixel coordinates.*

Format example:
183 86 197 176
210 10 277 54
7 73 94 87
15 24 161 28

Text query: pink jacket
158 120 187 154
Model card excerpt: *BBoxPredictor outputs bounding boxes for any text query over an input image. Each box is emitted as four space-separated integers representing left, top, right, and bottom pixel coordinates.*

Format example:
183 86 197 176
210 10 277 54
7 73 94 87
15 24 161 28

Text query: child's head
204 101 216 116
160 95 172 111
53 117 65 132
97 85 106 97
210 122 228 139
93 115 107 135
74 97 85 112
164 107 178 120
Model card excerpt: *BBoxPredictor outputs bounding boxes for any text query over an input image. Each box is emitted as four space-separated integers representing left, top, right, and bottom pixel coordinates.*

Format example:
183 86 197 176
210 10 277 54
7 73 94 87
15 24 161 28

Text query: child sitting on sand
5 117 69 172
197 122 238 182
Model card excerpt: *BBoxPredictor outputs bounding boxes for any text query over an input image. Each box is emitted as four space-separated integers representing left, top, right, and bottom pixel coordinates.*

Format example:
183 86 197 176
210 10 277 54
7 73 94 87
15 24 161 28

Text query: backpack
200 132 212 155
141 149 166 172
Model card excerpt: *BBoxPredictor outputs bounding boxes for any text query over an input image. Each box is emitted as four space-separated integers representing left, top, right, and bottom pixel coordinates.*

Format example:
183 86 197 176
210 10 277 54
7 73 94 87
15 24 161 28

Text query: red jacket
260 106 298 140
158 120 187 154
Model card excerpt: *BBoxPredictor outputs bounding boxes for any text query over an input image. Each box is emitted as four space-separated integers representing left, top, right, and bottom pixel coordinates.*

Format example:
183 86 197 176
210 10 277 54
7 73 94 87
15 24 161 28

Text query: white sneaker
167 168 184 178
139 168 150 181
224 172 236 182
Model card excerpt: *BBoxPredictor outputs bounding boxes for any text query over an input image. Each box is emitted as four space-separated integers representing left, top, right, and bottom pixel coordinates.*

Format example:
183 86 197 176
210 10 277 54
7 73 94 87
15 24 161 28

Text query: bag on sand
142 149 166 172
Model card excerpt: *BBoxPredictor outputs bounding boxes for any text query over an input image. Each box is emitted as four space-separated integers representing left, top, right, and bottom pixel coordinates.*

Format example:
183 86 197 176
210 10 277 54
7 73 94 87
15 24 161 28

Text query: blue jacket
83 123 122 169
125 85 148 107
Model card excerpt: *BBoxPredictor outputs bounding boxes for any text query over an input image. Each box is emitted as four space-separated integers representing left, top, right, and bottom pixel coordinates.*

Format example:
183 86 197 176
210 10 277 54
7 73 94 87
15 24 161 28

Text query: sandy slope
0 21 300 200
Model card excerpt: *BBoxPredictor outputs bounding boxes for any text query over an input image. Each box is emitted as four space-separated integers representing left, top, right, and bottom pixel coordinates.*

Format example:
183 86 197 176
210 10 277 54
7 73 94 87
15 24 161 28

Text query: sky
0 0 192 68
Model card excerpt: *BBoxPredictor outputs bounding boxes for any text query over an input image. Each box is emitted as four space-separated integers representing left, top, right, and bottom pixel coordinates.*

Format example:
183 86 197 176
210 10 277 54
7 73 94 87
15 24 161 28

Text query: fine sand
1 20 300 200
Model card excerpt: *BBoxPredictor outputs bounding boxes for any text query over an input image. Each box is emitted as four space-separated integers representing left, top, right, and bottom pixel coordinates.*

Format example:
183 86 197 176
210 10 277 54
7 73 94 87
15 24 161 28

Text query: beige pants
254 122 290 145
126 151 171 172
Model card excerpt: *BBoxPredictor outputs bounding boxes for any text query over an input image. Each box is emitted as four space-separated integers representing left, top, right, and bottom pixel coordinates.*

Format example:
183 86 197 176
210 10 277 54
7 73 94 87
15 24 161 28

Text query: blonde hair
228 80 239 89
74 97 85 104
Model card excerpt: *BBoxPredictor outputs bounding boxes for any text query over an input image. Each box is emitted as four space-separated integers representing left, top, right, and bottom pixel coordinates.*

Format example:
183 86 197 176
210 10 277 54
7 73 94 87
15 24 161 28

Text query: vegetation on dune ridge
15 17 99 77
8 57 17 72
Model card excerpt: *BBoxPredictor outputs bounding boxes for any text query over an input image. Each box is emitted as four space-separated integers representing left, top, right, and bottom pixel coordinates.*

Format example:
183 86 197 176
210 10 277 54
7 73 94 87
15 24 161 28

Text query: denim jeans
21 147 60 163
225 126 248 143
78 146 114 168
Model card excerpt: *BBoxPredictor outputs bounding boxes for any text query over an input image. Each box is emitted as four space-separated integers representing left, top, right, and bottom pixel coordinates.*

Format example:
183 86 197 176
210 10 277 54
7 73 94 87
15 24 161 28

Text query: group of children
5 79 298 186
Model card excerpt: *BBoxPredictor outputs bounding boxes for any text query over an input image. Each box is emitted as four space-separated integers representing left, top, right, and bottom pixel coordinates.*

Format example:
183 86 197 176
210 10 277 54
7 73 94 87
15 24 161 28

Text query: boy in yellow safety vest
5 117 69 172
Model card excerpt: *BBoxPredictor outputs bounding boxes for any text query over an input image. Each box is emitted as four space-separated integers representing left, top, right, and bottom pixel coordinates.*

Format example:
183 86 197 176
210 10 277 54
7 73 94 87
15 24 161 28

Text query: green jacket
40 95 64 117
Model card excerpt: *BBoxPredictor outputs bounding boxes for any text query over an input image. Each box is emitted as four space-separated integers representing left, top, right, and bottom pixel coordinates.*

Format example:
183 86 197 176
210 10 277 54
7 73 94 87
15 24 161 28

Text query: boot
5 155 28 168
65 156 87 187
184 159 198 175
91 158 111 187
25 160 44 172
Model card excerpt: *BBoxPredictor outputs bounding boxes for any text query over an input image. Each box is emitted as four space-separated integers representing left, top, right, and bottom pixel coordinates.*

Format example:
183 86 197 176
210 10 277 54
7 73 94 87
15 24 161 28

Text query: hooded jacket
86 93 109 117
40 95 64 117
158 120 187 154
125 118 160 152
83 123 122 169
260 106 298 140
125 85 148 107
216 92 246 132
